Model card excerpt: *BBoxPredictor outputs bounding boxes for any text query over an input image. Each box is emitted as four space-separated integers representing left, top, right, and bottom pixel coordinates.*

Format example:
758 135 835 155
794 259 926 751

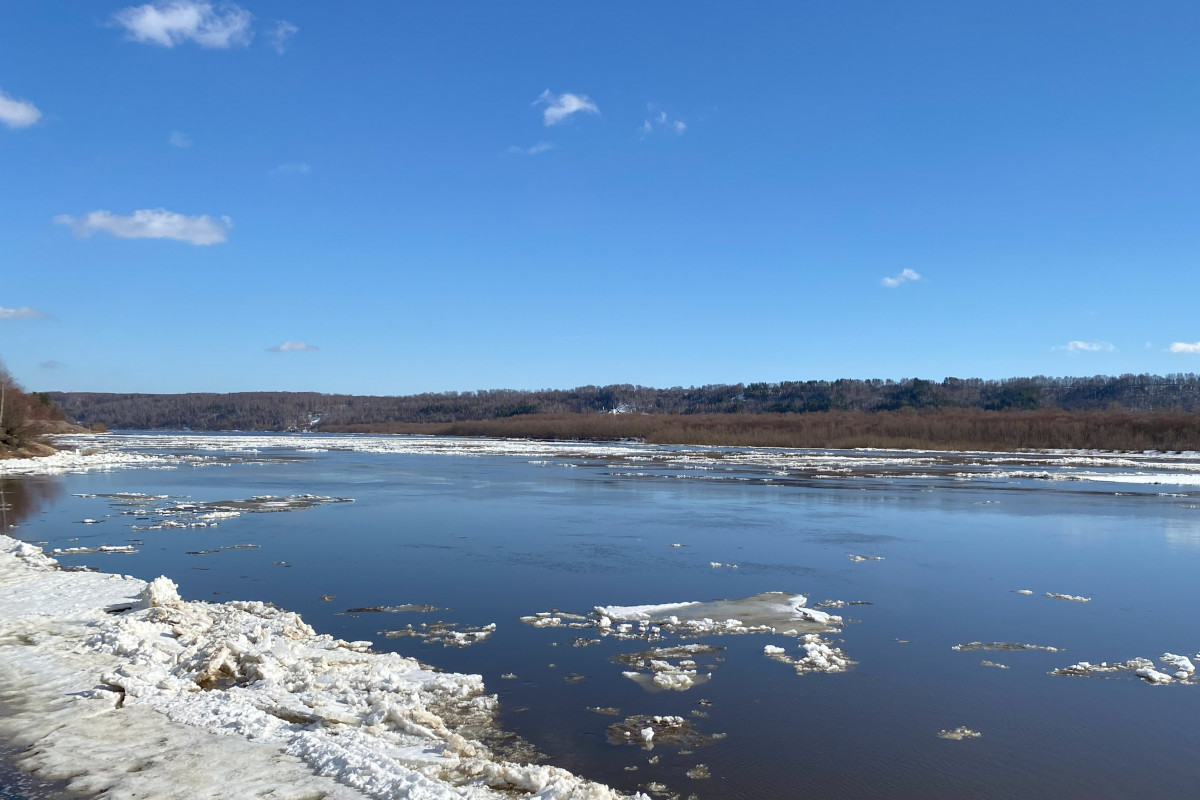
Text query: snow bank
0 536 642 800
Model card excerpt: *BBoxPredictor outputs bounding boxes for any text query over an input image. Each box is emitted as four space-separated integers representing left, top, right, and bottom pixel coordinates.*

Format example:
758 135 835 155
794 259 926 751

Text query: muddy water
5 434 1200 799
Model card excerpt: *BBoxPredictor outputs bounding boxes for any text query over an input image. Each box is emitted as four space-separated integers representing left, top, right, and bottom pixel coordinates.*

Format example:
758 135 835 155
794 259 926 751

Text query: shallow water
6 433 1200 798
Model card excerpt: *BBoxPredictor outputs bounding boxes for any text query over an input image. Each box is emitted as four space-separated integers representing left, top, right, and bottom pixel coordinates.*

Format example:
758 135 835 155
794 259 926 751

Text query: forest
49 373 1200 431
41 373 1200 451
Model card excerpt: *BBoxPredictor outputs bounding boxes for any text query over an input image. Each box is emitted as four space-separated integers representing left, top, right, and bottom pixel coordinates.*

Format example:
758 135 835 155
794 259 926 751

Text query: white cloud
55 208 232 245
38 360 66 370
880 268 921 288
1060 340 1116 353
0 88 42 129
268 20 298 54
534 90 599 126
267 341 318 352
1169 341 1200 354
506 141 555 156
270 162 311 175
113 1 253 49
640 104 686 136
169 130 192 147
0 306 48 321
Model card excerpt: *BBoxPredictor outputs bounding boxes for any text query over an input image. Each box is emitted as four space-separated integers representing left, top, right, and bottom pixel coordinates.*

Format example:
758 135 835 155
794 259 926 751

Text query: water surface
7 433 1200 799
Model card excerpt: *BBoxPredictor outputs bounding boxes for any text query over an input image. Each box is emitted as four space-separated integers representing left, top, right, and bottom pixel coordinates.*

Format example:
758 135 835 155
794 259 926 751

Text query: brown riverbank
322 409 1200 452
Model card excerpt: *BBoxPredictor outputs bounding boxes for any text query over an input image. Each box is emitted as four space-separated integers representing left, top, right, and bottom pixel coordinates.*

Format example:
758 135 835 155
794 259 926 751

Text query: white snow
0 536 643 800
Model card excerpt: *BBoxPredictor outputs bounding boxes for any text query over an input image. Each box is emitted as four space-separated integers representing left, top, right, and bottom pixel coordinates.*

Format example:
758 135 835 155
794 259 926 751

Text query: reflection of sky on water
1164 517 1200 549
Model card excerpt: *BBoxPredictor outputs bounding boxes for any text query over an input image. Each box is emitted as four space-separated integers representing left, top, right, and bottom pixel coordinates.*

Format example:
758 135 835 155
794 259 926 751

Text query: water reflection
0 477 63 530
1164 516 1200 550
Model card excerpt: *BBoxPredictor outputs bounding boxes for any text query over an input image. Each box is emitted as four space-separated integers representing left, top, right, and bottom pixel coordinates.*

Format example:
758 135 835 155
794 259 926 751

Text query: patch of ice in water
1052 653 1197 684
1045 592 1091 602
937 727 982 740
49 544 137 555
595 592 842 637
606 716 722 751
952 641 1061 652
381 621 497 647
847 554 884 562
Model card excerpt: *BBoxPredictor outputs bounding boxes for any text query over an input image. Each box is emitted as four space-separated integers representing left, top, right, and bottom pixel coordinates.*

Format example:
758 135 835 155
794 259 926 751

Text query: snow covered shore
0 537 640 800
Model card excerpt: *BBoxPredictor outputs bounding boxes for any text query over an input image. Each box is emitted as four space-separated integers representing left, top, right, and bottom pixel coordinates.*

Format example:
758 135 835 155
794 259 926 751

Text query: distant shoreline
320 410 1200 453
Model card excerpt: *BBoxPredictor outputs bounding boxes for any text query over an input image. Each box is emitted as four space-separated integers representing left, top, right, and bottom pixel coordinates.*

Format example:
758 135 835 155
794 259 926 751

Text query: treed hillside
49 374 1200 432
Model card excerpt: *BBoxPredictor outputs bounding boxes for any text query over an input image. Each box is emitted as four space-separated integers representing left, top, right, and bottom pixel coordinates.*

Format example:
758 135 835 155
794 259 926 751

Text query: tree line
1 360 70 457
47 373 1200 433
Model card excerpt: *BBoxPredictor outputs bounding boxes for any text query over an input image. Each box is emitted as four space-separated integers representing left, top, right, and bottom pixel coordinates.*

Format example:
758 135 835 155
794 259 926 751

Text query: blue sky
2 1 1200 394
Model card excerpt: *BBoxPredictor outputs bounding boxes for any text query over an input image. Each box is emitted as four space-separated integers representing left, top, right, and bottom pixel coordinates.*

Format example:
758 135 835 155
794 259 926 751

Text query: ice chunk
937 727 982 740
1045 592 1091 603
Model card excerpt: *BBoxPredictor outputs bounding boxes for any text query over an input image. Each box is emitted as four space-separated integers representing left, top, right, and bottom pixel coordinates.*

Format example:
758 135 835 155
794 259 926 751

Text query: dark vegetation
0 361 72 458
341 410 1200 452
45 373 1200 451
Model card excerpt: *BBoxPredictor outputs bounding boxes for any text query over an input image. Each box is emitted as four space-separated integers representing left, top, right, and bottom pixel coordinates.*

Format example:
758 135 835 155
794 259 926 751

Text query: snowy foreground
0 537 641 800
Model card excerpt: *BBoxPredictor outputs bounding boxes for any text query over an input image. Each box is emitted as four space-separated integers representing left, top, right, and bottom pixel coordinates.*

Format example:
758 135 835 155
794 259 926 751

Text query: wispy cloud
534 90 599 126
270 162 311 176
38 360 66 370
267 341 318 352
0 88 41 129
639 105 686 136
113 1 253 49
506 141 555 156
1058 340 1116 353
880 268 921 288
169 130 192 148
268 20 298 54
0 306 49 321
1169 341 1200 354
55 208 232 245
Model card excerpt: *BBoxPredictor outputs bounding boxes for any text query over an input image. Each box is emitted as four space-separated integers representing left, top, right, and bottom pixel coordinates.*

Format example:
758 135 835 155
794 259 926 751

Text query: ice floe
606 716 722 751
48 544 137 555
937 727 982 740
1051 653 1197 684
763 634 854 674
952 641 1062 652
1045 592 1091 603
613 644 721 692
382 621 497 647
0 536 643 799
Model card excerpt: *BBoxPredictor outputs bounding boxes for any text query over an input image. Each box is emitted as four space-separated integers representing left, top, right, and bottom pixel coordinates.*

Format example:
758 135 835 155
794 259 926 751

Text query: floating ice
606 716 721 751
763 634 854 675
847 554 884 562
1046 592 1091 603
952 641 1061 652
937 727 982 740
0 537 642 800
49 544 137 555
1051 654 1196 685
595 592 843 638
381 621 497 647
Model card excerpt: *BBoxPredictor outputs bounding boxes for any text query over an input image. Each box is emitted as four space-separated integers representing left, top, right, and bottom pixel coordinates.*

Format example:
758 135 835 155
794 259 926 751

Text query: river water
4 432 1200 799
